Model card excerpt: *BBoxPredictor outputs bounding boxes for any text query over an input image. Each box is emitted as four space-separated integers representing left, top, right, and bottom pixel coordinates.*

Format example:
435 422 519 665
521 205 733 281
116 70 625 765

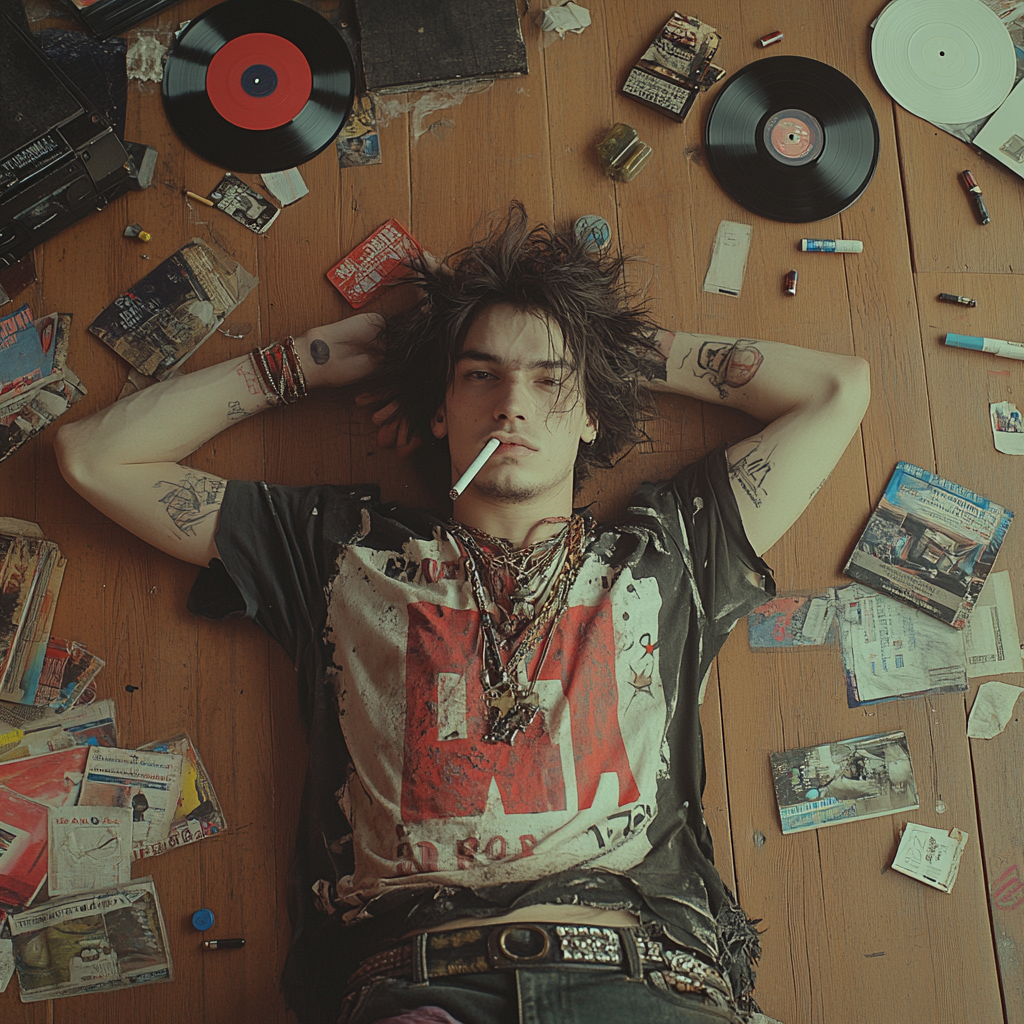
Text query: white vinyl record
871 0 1016 122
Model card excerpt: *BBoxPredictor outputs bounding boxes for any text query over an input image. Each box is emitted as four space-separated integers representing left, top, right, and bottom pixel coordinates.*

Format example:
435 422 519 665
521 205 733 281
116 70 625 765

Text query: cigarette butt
185 190 215 207
450 437 501 500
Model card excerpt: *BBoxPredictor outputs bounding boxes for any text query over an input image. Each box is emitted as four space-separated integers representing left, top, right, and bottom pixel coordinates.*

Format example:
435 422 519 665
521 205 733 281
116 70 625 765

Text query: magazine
0 534 66 703
844 462 1013 629
0 747 89 808
770 730 919 834
0 787 49 909
834 583 969 707
78 747 183 848
134 734 226 860
9 877 173 1001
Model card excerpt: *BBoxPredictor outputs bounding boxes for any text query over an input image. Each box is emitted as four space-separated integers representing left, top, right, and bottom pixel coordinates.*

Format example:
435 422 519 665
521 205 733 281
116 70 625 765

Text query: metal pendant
483 694 539 745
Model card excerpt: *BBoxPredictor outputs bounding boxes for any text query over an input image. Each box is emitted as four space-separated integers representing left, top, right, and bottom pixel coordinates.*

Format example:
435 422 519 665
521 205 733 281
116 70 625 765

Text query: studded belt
343 923 733 1003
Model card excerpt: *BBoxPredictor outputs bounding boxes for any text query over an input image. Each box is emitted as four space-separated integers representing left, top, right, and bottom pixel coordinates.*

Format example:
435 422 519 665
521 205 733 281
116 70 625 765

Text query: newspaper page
48 807 133 896
770 730 919 834
9 877 172 1001
835 583 969 706
844 462 1014 629
963 570 1023 676
78 747 183 848
134 734 226 860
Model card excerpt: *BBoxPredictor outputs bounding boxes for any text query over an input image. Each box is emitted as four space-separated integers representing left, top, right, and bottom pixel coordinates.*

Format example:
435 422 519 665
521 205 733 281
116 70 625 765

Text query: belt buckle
487 924 553 969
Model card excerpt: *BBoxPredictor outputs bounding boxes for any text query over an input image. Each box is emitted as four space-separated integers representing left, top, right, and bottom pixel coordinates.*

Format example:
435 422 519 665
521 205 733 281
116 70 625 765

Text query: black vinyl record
162 0 354 173
704 56 879 223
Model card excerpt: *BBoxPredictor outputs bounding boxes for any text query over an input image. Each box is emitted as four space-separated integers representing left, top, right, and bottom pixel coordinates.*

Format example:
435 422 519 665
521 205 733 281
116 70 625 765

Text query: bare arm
55 314 383 566
650 330 870 557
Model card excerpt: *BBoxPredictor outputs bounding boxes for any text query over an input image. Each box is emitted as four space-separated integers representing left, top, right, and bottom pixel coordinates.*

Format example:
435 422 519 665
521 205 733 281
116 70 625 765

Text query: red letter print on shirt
401 602 639 823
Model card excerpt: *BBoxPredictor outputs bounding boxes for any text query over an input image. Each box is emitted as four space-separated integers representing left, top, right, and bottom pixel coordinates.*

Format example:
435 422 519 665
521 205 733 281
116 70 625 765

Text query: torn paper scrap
964 570 1023 677
968 680 1024 738
991 401 1024 454
540 2 592 37
261 168 308 206
891 822 969 892
703 221 752 297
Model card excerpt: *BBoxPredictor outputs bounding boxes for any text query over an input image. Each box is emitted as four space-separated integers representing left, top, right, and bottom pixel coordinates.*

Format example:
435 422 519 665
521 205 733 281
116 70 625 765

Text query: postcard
891 823 969 893
209 172 280 234
770 730 919 834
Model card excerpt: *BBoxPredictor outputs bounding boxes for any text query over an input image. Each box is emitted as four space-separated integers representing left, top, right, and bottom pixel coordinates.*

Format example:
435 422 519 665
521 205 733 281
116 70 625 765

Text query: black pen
961 170 990 225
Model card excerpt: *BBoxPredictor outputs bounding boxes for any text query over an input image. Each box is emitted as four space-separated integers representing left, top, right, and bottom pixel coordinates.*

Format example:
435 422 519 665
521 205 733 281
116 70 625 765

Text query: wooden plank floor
2 1 1022 1020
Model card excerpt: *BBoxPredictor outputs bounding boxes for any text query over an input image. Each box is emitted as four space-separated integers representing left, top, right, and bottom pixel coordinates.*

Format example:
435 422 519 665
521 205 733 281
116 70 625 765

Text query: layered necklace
448 514 589 744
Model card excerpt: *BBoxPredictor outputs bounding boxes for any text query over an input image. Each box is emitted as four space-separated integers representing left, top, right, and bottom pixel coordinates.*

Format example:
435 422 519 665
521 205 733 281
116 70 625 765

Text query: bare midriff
401 903 640 939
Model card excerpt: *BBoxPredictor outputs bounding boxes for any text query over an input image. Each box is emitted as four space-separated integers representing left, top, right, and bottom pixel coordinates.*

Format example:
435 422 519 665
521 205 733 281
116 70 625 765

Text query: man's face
434 303 596 505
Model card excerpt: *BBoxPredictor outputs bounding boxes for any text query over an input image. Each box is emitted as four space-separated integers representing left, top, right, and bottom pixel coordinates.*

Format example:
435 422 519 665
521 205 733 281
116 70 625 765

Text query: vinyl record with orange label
704 56 880 223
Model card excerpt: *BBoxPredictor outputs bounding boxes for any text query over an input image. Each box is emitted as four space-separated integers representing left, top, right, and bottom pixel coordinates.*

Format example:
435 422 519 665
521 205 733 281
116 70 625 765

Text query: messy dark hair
363 201 664 492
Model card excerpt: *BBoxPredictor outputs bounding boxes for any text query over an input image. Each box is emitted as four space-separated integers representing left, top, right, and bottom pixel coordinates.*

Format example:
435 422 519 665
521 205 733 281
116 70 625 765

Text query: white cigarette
449 438 501 500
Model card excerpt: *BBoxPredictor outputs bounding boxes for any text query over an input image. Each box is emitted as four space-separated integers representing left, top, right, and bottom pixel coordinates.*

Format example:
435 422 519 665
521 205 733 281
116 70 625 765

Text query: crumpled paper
540 2 592 37
967 680 1024 739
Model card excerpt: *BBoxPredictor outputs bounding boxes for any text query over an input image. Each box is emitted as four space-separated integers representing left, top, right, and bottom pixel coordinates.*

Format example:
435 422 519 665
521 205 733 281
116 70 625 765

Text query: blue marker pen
944 332 1024 362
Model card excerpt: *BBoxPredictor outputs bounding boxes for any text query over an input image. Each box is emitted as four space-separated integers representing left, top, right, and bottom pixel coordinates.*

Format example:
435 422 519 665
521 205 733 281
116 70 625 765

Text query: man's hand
294 313 384 391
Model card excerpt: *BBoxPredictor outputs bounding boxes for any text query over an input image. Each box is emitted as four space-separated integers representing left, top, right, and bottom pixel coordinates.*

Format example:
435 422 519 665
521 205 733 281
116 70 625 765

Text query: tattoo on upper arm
309 338 330 365
154 473 225 537
728 438 776 508
694 339 764 400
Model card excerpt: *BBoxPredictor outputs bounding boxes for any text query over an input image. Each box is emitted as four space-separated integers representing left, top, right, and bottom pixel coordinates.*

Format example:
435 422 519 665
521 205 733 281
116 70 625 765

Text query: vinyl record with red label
162 0 354 172
704 56 880 223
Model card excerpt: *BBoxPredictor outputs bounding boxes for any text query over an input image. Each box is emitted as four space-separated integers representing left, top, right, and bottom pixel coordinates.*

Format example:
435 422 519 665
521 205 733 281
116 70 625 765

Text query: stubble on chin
472 479 542 503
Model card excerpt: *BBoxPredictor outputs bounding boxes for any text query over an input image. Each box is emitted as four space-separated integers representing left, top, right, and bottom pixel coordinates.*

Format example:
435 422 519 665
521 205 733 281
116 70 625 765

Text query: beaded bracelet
249 336 308 405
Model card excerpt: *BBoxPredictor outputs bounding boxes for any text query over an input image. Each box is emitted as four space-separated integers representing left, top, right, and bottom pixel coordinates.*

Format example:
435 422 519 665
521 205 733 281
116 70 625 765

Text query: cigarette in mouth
449 437 501 500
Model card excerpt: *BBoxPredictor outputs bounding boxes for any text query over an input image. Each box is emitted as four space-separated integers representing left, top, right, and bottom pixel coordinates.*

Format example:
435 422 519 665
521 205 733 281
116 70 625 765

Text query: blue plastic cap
192 908 215 931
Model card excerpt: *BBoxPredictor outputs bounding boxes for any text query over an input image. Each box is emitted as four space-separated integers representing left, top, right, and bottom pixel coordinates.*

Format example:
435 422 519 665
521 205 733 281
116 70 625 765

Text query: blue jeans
340 968 746 1024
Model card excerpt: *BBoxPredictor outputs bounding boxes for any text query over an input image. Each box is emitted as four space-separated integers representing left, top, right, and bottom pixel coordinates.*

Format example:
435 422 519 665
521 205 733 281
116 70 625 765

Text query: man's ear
431 408 448 439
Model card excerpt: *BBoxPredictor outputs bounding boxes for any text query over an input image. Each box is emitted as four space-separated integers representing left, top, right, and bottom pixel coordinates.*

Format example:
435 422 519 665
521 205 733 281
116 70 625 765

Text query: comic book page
770 730 919 834
9 878 172 1001
844 462 1014 629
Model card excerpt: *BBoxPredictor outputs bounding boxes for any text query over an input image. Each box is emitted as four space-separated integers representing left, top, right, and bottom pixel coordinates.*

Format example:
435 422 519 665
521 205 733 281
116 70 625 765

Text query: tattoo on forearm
694 339 764 400
236 360 261 396
309 338 330 365
728 438 775 508
227 400 248 421
154 473 225 536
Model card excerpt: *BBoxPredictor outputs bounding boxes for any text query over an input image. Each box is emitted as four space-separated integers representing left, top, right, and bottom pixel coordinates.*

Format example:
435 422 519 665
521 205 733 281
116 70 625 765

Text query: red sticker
206 33 312 131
